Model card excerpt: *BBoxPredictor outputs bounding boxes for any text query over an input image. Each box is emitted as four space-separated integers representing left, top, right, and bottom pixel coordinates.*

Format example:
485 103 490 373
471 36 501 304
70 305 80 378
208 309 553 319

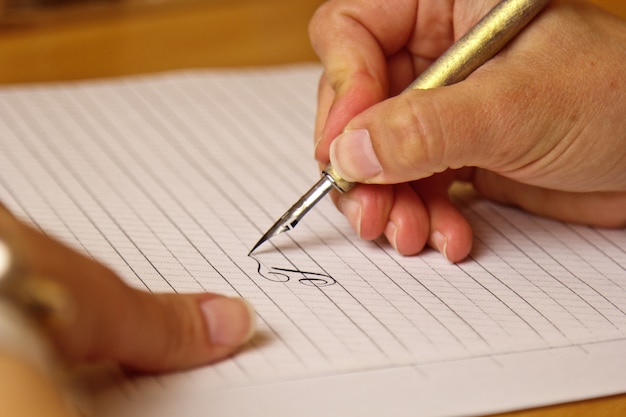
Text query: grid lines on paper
0 66 624 392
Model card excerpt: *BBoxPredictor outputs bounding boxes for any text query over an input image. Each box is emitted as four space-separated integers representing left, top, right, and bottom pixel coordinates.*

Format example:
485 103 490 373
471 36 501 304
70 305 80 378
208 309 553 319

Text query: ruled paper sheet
0 65 624 417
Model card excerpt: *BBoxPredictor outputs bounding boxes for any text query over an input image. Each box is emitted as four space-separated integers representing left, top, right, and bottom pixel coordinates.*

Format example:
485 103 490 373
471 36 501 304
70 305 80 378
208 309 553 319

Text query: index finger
308 0 503 163
309 0 462 162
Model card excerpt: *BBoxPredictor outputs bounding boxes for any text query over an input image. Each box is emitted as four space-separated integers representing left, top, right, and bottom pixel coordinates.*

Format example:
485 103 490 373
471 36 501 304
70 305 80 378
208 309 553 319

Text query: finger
383 183 430 256
412 174 473 262
474 171 626 228
2 209 255 372
327 78 539 185
314 73 349 167
106 291 255 372
332 184 394 241
309 0 418 163
314 73 335 154
313 71 386 165
333 183 430 256
314 50 417 165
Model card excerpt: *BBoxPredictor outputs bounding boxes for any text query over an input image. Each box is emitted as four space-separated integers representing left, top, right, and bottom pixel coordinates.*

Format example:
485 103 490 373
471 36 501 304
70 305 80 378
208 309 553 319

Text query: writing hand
309 0 626 262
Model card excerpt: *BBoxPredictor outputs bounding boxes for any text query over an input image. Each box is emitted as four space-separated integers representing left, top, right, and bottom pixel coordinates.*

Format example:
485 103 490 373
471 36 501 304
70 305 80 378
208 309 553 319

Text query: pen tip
249 175 335 256
248 238 265 256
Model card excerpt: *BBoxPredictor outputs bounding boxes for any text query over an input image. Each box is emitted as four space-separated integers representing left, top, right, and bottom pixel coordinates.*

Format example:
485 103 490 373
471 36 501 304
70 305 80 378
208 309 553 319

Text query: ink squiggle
249 256 336 287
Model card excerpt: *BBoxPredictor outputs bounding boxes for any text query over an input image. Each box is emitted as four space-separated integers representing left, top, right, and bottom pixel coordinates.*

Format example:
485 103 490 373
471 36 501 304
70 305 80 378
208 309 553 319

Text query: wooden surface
0 0 625 416
0 0 624 83
0 0 324 83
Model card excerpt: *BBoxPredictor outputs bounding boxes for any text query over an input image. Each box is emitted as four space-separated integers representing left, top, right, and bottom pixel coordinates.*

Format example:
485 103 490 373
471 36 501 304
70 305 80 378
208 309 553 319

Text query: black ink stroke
250 255 336 287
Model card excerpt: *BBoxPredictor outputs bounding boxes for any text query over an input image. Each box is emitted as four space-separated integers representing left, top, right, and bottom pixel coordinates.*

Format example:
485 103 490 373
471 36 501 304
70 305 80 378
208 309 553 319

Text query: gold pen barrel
323 0 551 191
409 0 550 90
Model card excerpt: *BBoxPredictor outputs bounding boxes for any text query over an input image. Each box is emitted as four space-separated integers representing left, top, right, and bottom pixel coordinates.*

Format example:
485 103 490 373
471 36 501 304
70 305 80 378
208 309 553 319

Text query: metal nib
248 175 335 255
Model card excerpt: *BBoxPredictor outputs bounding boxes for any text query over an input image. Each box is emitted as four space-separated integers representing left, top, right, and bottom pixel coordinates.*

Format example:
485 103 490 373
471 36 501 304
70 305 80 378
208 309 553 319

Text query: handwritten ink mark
250 256 336 287
270 267 336 287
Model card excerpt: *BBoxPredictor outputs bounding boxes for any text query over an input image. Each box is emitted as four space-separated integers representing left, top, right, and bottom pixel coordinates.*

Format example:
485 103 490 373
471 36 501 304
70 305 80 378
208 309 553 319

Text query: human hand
309 0 626 262
0 203 255 372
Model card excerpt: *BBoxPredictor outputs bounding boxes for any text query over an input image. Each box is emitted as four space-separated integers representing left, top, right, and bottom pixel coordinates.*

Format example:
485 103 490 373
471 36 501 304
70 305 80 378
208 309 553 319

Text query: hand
0 203 255 372
309 0 626 262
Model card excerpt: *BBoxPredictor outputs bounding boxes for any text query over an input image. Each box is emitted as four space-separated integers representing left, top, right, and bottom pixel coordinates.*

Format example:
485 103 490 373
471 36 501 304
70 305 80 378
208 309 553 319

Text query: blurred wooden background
0 0 624 83
0 0 324 83
0 0 625 415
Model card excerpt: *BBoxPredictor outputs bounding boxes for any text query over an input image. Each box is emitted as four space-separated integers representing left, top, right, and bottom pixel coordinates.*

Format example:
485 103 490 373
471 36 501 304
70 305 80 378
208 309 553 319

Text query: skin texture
0 202 256 415
0 348 80 417
0 203 255 371
309 0 626 262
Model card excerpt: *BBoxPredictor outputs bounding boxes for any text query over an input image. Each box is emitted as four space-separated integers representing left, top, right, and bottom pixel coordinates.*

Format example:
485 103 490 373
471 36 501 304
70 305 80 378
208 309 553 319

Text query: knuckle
308 1 339 48
376 93 447 178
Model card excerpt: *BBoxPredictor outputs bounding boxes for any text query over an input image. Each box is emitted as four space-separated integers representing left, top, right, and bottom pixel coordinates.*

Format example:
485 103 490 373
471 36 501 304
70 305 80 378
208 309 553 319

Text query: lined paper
0 65 624 417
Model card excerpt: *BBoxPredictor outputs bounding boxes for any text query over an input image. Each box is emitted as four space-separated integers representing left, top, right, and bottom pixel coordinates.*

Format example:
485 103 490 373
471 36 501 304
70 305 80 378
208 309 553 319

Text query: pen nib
248 175 335 255
248 223 288 256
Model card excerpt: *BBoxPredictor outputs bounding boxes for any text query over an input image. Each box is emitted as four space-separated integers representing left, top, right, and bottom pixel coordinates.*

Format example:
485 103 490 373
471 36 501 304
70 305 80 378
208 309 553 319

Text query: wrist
0 238 88 417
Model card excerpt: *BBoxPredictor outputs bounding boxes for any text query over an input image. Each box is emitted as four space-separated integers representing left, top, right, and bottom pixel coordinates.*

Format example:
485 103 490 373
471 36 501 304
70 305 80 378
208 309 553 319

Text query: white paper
0 65 624 417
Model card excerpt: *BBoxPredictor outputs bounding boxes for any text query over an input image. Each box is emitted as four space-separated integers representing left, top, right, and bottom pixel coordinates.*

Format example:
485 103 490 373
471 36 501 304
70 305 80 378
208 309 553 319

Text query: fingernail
431 231 450 262
385 221 398 251
200 297 256 347
339 197 362 238
329 129 382 182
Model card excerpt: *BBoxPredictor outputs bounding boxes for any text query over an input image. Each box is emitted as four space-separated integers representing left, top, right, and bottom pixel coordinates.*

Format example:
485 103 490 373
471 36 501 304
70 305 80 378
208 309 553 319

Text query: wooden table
0 0 624 415
0 0 624 83
0 0 323 83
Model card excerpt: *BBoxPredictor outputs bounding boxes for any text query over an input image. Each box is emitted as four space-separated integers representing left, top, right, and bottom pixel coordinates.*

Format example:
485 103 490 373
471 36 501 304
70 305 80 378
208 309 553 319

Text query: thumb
327 79 544 185
42 259 257 372
1 205 256 372
39 255 256 373
92 290 256 372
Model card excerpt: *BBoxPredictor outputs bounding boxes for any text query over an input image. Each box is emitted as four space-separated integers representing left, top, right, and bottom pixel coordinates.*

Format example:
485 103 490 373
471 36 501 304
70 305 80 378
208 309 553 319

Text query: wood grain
0 0 623 83
0 0 324 83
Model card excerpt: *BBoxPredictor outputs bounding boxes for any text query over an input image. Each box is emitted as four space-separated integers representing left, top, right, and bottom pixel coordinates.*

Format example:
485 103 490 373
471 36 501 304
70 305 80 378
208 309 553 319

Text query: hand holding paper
0 202 255 372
